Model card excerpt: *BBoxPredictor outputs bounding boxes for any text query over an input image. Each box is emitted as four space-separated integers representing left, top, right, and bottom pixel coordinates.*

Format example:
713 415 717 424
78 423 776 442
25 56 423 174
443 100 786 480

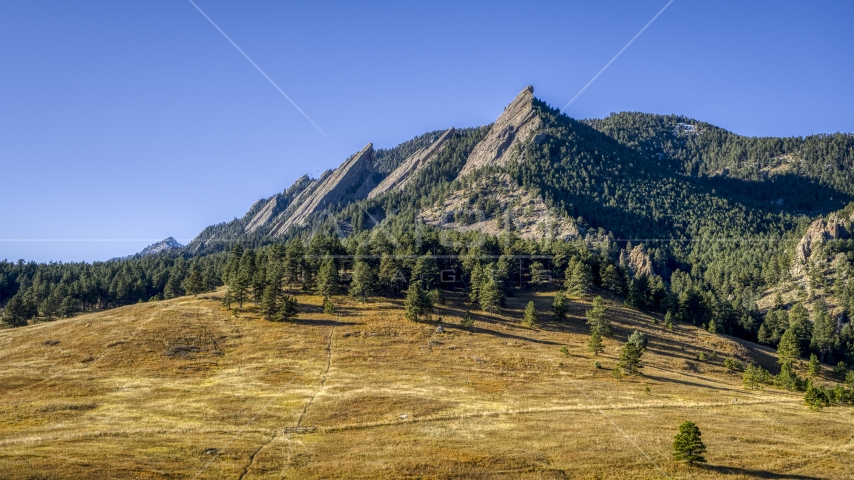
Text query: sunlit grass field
1 290 851 479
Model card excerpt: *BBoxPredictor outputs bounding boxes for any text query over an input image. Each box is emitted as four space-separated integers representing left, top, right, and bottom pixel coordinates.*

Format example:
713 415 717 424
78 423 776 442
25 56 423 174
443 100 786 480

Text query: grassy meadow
1 290 852 479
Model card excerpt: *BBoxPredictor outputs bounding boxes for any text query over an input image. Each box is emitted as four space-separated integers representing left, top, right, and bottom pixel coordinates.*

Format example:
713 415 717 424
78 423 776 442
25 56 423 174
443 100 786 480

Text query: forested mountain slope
4 86 854 371
585 112 854 212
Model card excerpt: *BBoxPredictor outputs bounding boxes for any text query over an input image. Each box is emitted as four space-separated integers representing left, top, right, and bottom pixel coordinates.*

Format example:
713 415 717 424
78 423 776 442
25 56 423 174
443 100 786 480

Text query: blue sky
2 1 852 262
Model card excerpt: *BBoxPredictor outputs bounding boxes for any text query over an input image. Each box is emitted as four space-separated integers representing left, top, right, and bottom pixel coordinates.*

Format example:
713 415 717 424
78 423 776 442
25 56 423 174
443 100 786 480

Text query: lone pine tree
523 301 538 327
672 420 707 466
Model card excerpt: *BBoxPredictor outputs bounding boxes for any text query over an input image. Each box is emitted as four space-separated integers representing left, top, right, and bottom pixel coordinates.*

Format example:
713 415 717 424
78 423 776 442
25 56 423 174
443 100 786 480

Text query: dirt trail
237 313 338 480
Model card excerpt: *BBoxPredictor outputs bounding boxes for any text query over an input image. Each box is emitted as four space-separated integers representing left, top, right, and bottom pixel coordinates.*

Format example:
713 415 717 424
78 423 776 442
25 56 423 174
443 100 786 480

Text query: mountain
4 85 854 367
138 237 182 256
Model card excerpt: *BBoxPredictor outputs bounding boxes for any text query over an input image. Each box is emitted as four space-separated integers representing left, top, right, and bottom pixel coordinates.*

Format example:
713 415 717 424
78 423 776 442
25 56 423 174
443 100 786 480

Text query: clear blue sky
2 1 852 262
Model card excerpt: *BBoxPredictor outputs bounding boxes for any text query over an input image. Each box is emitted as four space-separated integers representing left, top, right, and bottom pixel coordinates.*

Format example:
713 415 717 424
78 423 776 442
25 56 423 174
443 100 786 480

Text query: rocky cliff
368 127 454 199
273 144 377 234
458 86 542 176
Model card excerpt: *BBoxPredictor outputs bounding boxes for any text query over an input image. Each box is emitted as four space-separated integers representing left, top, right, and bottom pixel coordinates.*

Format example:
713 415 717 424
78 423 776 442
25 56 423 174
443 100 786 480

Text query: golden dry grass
1 290 852 479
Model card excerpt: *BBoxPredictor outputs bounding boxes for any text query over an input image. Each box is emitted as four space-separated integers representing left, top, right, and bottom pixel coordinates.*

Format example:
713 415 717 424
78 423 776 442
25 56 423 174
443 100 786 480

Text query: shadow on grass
641 373 733 392
697 463 822 479
288 319 362 327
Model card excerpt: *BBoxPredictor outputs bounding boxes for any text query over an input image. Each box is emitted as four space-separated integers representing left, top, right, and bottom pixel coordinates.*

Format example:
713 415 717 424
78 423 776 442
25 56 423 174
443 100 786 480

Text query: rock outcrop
792 212 852 276
619 245 655 278
458 86 542 176
368 127 455 199
273 144 377 234
420 174 580 242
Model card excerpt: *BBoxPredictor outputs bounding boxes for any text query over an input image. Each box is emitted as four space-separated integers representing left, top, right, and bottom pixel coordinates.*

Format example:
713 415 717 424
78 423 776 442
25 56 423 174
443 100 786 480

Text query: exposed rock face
420 174 580 242
619 245 655 278
139 237 182 256
245 196 281 234
274 144 377 234
242 175 315 235
368 127 455 199
458 86 542 176
792 212 852 276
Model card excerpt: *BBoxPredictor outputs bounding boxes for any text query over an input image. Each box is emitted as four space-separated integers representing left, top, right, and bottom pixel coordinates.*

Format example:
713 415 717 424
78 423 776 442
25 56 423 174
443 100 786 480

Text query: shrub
743 364 772 390
724 358 743 371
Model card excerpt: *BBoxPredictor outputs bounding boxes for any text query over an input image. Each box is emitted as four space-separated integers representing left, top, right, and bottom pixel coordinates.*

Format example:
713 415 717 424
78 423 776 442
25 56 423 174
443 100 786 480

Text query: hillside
1 290 852 478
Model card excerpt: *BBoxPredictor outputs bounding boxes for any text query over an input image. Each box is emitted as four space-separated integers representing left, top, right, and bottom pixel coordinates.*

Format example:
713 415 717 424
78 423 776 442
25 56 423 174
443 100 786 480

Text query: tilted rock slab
274 144 377 234
368 127 455 199
244 196 281 234
458 86 542 176
245 175 315 235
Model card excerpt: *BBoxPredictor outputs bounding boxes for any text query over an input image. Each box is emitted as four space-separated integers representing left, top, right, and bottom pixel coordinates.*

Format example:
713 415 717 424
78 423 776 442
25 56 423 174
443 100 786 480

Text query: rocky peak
458 86 542 176
139 237 182 256
368 127 455 199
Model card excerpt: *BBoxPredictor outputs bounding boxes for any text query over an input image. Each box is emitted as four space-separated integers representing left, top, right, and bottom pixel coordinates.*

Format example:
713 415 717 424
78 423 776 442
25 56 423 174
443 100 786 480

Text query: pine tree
664 311 674 330
40 291 61 320
587 331 604 356
260 283 281 320
601 264 624 295
283 240 305 291
461 310 474 329
164 258 187 299
567 261 593 298
277 295 299 321
811 301 836 361
378 253 406 296
349 261 376 303
619 341 644 375
411 251 440 289
469 263 485 304
479 278 502 314
552 290 569 321
585 296 612 337
404 282 432 322
251 262 267 305
59 296 79 318
808 353 821 377
223 243 244 286
2 294 29 327
523 301 538 327
627 330 648 350
777 328 800 366
528 261 545 287
315 255 338 297
183 269 205 297
672 421 707 466
788 303 813 353
229 269 250 308
323 296 335 315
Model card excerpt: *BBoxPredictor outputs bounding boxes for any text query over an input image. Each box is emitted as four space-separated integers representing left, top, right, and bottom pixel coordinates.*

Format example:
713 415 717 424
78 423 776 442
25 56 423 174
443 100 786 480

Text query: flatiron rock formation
368 127 455 199
274 144 377 233
458 86 542 176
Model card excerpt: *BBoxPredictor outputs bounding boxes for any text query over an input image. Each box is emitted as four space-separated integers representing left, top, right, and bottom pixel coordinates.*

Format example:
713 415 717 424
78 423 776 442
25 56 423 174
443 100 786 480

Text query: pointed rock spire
458 86 542 176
